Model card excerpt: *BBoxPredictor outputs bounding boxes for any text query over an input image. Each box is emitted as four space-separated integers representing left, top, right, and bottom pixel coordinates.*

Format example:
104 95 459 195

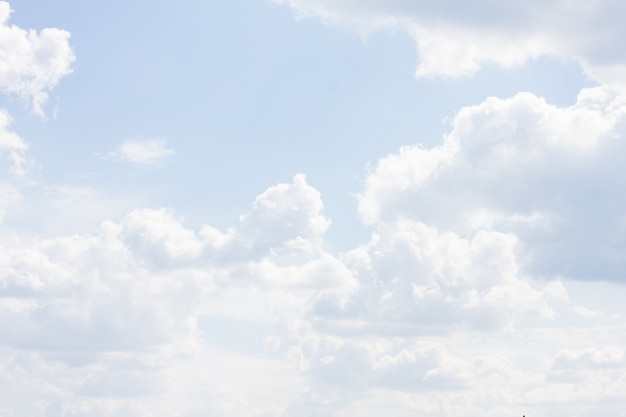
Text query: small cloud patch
107 138 175 166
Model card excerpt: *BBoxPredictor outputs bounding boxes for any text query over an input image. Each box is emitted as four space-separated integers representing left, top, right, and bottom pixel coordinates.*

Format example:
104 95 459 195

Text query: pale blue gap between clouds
6 0 594 251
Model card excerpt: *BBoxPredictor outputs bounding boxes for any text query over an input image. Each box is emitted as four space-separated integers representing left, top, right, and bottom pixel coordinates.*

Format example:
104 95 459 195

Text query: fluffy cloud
359 86 626 282
272 0 626 88
322 218 554 334
0 1 74 116
121 208 203 264
238 173 331 258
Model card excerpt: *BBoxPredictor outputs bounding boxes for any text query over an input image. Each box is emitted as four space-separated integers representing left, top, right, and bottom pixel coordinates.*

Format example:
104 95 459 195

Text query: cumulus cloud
0 1 75 116
323 218 554 334
272 0 626 89
121 208 203 264
238 173 331 258
107 138 175 166
358 86 626 282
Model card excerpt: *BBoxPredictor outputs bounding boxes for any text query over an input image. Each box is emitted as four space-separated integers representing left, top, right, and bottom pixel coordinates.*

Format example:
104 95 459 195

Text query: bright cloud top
107 138 175 166
0 1 74 116
273 0 626 89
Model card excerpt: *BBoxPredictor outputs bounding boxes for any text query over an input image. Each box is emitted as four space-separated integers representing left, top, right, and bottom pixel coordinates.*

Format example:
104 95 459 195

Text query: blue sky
1 1 625 416
6 0 592 245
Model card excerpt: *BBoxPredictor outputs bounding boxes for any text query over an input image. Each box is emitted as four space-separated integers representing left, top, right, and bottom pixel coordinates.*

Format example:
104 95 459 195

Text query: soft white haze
1 1 625 416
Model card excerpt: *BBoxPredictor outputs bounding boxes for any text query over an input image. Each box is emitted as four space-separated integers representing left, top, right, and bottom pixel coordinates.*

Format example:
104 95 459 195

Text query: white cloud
121 208 203 264
552 346 624 369
0 108 31 176
358 86 626 282
0 109 25 151
313 217 554 334
238 173 331 258
107 139 175 166
0 1 75 116
373 341 470 389
272 0 626 89
0 109 25 223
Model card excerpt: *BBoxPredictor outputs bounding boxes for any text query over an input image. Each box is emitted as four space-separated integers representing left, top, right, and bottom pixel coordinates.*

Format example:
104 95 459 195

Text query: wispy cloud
107 138 175 166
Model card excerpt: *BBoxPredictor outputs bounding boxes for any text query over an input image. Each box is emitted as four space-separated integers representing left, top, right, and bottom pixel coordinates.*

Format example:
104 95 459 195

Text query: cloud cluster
272 0 626 89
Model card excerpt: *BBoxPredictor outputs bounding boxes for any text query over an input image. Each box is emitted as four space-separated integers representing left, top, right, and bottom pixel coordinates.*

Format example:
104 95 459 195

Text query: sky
1 0 626 416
